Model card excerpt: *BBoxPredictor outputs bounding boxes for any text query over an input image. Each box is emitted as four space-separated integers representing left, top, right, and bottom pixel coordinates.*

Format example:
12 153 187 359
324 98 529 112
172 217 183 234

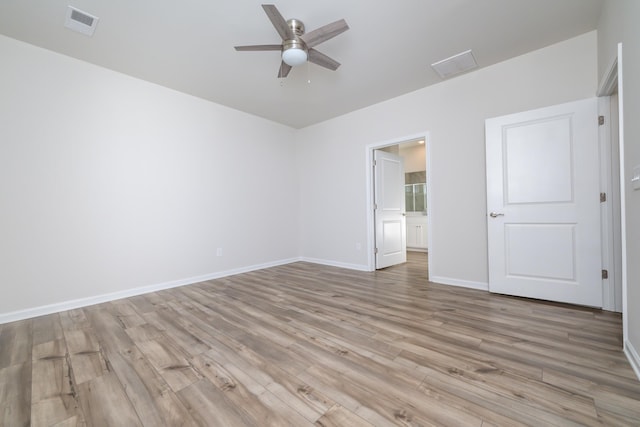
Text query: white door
485 98 603 307
374 150 407 269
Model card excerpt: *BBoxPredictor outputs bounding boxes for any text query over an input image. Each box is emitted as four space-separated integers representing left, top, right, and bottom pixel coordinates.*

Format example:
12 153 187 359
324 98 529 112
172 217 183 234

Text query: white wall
0 35 299 320
297 32 598 285
598 0 640 376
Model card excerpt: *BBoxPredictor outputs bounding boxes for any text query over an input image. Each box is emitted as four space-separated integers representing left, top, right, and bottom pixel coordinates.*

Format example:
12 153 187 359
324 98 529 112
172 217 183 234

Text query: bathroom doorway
367 134 430 273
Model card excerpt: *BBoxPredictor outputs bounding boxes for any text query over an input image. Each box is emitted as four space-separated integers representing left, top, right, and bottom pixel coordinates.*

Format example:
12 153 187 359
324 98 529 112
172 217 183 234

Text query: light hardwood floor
1 252 640 426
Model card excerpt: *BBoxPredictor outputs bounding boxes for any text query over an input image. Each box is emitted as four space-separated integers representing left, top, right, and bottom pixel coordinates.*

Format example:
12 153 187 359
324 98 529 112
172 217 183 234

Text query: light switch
632 165 640 191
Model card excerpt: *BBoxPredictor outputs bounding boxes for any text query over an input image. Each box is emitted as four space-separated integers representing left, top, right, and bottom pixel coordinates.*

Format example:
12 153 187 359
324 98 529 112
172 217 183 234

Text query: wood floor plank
31 346 85 427
192 330 335 423
0 362 31 427
2 252 640 426
105 300 147 329
31 340 69 403
59 309 92 332
399 354 591 426
135 337 202 392
478 337 640 394
326 336 530 426
542 366 640 403
314 404 375 427
296 369 392 426
123 323 164 343
593 389 640 423
192 352 312 426
0 319 32 369
76 372 143 426
177 379 256 426
290 324 480 426
127 294 158 314
113 345 199 427
82 308 136 356
395 327 544 381
140 306 212 356
302 355 483 427
32 313 64 346
64 329 109 384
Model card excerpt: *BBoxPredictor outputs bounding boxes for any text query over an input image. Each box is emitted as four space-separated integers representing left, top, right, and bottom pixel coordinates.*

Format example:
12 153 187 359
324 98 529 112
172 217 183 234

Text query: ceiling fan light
282 47 308 66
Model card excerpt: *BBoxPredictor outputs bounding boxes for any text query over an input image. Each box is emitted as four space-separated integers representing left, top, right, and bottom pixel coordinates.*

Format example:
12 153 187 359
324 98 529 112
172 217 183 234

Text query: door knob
489 212 505 218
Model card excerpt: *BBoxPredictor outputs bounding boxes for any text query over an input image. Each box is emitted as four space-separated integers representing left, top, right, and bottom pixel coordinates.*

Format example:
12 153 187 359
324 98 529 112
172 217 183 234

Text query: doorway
367 133 431 273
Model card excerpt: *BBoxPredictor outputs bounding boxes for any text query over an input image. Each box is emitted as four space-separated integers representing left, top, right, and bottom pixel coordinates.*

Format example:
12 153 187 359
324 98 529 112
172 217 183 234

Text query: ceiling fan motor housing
282 18 308 65
287 18 305 37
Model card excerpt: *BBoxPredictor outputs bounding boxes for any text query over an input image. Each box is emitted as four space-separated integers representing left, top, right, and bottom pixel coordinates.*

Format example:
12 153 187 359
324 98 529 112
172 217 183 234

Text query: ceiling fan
234 4 349 78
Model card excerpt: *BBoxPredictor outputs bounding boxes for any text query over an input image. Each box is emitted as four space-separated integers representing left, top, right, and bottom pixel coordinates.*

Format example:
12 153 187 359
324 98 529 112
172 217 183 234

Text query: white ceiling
0 0 603 128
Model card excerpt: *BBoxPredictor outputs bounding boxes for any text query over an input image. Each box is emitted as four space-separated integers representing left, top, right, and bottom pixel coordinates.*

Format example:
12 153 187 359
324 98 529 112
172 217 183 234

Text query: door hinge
602 269 609 279
600 192 607 203
598 115 605 126
373 160 377 166
373 203 378 210
374 248 379 254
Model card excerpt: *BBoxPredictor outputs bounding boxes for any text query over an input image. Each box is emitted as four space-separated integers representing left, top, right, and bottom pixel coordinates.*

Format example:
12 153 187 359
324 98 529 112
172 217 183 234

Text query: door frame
597 44 627 320
366 132 431 272
598 94 622 313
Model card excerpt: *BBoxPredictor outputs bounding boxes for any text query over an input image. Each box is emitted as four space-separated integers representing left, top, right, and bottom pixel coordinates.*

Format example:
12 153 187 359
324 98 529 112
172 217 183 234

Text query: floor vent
64 6 99 36
431 50 478 79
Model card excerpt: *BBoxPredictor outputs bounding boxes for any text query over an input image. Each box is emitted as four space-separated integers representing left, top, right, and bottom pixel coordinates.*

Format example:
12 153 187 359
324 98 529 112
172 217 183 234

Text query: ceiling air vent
64 6 99 36
431 50 478 79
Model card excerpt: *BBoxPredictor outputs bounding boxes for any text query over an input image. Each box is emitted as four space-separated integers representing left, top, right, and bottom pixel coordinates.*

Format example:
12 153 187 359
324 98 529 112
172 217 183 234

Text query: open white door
486 98 603 307
374 150 407 269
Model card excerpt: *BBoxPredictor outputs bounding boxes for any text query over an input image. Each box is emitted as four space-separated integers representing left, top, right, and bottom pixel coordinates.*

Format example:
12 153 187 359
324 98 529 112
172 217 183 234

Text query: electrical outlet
216 248 223 257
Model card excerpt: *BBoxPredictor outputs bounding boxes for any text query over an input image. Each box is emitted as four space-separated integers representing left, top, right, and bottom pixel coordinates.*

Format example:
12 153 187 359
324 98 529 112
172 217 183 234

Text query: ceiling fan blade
262 4 293 40
278 62 292 78
300 19 349 48
235 44 282 51
308 49 340 71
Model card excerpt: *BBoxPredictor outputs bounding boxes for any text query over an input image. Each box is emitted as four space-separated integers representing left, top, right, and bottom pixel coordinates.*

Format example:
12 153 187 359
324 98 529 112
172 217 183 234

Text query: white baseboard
299 257 370 272
429 275 489 291
0 257 300 324
624 339 640 381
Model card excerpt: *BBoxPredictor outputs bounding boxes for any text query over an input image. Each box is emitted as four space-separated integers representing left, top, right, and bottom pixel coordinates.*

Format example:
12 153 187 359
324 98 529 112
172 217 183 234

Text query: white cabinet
406 216 428 250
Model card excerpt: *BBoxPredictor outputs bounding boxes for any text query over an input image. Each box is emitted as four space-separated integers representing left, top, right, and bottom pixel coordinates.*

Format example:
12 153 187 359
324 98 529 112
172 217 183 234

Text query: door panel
505 117 574 204
374 150 406 269
505 224 576 280
382 221 403 253
486 98 602 307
